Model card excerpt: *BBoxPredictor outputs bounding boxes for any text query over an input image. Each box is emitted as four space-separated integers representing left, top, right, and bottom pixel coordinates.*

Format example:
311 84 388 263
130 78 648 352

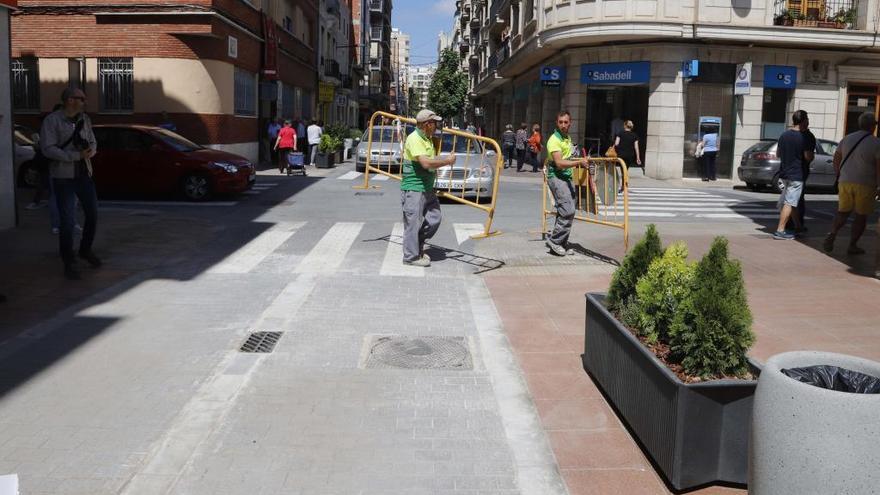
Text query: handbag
694 141 705 159
604 146 618 158
834 131 870 189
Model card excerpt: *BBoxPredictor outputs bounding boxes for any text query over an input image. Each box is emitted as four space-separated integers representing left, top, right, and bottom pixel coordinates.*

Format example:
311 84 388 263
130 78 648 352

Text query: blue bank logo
581 62 650 85
764 65 797 89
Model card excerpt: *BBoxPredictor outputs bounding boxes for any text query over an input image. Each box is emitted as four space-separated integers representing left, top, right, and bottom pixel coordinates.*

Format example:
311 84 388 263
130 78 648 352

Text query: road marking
627 206 777 212
241 190 261 195
629 201 744 207
100 200 239 207
295 222 364 274
337 171 361 180
454 223 485 244
208 222 305 274
379 223 424 277
372 174 390 181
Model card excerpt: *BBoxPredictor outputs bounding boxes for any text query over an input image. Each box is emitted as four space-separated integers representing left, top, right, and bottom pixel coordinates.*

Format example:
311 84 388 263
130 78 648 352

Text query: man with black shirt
40 88 100 280
773 110 814 240
796 118 817 232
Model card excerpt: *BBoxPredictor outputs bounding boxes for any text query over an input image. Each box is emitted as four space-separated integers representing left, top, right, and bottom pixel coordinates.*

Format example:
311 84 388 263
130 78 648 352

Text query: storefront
683 63 737 179
581 62 650 160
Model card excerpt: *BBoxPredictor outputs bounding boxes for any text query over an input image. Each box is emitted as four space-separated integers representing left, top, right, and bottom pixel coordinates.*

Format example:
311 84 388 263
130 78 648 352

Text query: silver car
355 125 411 173
738 139 838 192
433 132 496 201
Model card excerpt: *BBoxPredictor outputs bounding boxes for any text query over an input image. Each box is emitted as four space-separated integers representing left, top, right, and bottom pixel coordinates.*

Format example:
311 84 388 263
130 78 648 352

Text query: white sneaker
404 255 431 267
545 240 567 256
24 202 42 210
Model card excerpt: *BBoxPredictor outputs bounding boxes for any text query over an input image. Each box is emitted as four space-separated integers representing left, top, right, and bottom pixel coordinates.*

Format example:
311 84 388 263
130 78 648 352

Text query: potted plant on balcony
584 227 760 491
316 134 341 168
833 7 857 28
775 9 794 26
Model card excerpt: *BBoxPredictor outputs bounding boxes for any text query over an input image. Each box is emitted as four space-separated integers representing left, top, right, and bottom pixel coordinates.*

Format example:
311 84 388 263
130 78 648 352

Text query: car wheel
182 174 211 201
19 162 39 188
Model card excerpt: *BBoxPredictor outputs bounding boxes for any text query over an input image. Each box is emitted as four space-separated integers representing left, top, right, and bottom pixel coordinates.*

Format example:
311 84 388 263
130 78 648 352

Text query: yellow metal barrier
354 111 504 239
541 157 630 249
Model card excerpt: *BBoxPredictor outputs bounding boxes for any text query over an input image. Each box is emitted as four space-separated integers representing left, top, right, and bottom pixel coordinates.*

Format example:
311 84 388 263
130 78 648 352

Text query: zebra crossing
619 187 782 220
99 182 281 208
336 171 389 181
205 221 489 277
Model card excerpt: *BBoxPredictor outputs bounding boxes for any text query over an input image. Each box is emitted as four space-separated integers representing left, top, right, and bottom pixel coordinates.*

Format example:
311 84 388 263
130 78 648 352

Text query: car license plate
445 181 464 189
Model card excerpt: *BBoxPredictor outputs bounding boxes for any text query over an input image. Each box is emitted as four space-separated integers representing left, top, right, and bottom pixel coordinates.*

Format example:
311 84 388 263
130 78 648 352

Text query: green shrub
318 134 342 153
670 237 755 378
633 242 695 344
606 224 662 312
324 123 350 143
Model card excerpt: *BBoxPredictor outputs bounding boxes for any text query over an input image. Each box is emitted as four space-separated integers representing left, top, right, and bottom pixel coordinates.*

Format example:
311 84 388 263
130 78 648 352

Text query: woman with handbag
527 123 543 173
614 120 641 170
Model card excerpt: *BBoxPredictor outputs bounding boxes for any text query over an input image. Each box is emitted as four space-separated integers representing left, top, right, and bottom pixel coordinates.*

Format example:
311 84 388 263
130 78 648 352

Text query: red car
91 125 256 201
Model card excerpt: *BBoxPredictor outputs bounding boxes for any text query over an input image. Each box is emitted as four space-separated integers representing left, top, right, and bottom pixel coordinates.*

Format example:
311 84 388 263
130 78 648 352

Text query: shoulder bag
834 131 871 189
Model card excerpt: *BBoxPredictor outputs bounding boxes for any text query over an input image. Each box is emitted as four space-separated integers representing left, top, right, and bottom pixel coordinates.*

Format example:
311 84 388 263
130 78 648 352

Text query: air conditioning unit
804 60 829 84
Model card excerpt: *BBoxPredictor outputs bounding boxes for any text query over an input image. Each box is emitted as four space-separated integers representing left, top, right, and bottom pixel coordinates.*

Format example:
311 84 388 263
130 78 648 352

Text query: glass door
845 85 878 135
683 83 735 179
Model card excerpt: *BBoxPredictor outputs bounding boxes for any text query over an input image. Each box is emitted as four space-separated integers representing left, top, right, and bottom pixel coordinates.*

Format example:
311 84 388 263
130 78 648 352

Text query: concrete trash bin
749 351 880 495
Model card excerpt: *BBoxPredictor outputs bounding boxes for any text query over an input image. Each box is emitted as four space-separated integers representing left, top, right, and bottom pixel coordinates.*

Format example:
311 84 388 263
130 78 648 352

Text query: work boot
823 233 836 252
78 251 103 268
847 245 866 255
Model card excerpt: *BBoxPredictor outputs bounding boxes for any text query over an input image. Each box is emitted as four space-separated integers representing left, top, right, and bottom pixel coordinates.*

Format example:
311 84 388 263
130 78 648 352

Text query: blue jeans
502 145 515 168
53 176 98 266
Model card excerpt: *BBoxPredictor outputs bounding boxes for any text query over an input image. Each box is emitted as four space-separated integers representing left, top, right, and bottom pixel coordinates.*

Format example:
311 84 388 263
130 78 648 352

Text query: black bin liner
781 366 880 394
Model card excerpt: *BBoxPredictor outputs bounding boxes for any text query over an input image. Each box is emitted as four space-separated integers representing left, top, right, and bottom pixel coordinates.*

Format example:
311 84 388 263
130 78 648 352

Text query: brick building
10 0 318 163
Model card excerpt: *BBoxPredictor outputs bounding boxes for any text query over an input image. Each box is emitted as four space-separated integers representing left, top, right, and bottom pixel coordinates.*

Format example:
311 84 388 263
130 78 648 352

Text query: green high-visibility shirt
401 128 436 192
546 130 573 180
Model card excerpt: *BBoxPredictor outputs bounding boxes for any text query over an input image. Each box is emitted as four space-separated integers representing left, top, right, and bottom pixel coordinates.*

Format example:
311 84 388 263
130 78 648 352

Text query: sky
391 0 457 67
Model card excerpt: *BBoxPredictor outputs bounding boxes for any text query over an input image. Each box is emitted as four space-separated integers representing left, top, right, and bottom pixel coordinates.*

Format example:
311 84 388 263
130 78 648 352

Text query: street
1 156 878 494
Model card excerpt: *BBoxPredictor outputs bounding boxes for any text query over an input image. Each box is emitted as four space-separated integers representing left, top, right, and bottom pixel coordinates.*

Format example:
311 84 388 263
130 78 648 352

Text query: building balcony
325 60 340 79
459 40 470 54
773 0 860 29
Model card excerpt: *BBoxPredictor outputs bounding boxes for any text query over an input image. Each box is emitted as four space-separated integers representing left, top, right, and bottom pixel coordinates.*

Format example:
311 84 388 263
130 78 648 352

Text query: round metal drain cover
366 336 472 370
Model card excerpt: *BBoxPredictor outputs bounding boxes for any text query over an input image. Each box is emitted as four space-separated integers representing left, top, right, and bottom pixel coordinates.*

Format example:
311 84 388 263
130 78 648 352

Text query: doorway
684 83 735 179
583 87 649 163
845 84 879 135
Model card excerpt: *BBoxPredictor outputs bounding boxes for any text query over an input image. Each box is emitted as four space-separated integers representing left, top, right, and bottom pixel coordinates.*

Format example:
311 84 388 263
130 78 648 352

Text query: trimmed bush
670 237 755 378
606 224 662 312
633 242 696 344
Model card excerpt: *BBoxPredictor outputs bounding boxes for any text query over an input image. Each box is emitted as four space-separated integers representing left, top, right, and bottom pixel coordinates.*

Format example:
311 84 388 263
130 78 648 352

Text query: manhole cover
239 331 282 353
363 336 473 370
355 191 384 197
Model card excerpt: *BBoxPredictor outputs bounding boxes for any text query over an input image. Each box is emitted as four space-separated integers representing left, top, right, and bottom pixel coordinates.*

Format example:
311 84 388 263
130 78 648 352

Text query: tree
408 86 420 116
606 224 663 312
427 48 468 122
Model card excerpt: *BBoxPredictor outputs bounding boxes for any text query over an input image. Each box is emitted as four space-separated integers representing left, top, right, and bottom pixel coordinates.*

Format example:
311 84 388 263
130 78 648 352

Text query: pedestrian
267 118 281 169
515 122 528 172
545 111 590 256
796 120 817 232
40 88 100 280
307 119 322 166
296 118 307 154
466 122 476 135
614 120 642 170
274 119 297 174
501 124 516 169
527 123 543 173
159 111 177 132
773 110 814 240
823 112 880 255
700 126 719 181
400 109 457 267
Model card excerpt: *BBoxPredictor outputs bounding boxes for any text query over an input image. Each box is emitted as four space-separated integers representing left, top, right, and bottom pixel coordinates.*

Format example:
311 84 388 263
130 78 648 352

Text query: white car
13 124 39 187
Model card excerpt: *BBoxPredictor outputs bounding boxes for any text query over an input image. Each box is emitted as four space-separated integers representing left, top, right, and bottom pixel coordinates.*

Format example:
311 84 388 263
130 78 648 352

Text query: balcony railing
370 0 384 12
488 52 498 72
371 26 384 41
325 60 340 79
773 0 859 28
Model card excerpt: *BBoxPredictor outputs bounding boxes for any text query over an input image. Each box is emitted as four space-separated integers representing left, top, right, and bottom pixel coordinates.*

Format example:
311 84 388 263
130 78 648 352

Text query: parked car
738 138 838 191
90 125 255 201
433 132 496 201
13 124 38 187
355 125 411 173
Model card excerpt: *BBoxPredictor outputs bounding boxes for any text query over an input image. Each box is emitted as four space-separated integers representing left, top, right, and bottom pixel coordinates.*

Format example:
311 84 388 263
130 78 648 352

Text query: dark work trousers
516 148 527 171
53 175 98 267
502 145 515 168
401 190 442 262
702 151 717 180
547 176 576 246
528 149 540 172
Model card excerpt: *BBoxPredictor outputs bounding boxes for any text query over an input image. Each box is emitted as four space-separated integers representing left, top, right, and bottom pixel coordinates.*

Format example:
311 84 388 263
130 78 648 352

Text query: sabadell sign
580 62 651 85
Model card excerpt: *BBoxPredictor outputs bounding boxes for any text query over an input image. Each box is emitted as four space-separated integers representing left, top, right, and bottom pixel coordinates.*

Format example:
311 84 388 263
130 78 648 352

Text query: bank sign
764 65 797 89
540 66 566 87
580 62 651 85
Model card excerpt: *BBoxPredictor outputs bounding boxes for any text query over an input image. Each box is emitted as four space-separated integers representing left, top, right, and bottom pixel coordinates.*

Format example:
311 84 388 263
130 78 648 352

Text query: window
98 58 134 112
234 66 256 116
11 58 40 112
282 84 295 118
283 16 293 32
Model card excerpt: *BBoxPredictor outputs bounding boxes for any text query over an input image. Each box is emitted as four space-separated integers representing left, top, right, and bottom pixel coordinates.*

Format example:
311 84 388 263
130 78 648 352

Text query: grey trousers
548 176 576 246
401 190 441 262
309 144 319 165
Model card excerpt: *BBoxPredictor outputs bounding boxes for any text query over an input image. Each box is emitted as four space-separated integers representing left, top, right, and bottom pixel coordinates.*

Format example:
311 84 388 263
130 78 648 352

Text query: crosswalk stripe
627 206 777 212
337 171 361 180
454 223 485 245
208 221 305 274
629 202 743 207
100 200 238 207
379 223 425 277
696 213 782 219
295 222 364 274
373 174 390 181
241 191 261 195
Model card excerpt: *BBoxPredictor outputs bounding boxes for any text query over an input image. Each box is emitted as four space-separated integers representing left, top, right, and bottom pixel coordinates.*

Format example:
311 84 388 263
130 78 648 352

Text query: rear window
746 141 776 154
817 140 838 155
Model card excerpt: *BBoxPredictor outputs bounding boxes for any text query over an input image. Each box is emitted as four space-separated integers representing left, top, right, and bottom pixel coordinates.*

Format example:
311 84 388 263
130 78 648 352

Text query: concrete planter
315 152 335 168
583 293 760 490
749 351 880 495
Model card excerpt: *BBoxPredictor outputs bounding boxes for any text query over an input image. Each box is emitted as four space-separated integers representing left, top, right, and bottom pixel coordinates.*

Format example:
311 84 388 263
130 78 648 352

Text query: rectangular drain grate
239 331 282 353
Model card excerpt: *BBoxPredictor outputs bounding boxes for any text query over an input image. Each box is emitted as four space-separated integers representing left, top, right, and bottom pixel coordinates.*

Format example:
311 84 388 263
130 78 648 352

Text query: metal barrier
354 111 504 239
541 157 630 249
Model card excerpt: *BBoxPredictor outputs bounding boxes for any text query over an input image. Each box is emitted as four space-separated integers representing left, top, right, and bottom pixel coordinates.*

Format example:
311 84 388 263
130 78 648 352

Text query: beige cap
416 109 443 124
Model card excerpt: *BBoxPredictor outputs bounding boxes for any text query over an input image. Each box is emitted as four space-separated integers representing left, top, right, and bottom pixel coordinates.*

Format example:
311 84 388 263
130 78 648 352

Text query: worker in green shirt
545 110 591 256
400 109 457 267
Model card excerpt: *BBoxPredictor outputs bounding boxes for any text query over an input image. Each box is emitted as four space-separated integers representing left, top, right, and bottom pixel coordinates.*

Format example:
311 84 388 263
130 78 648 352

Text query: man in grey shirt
40 88 100 280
